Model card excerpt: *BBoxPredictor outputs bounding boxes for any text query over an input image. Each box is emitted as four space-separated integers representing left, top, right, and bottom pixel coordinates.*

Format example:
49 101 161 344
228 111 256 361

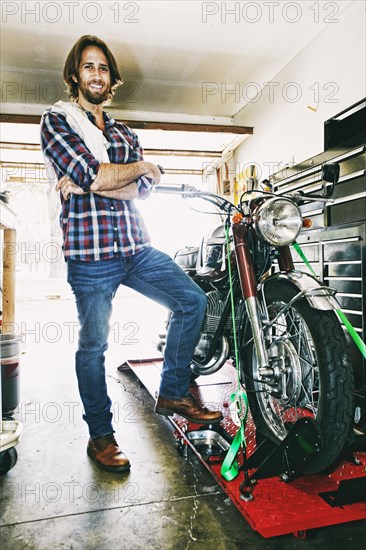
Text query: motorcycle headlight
253 198 302 246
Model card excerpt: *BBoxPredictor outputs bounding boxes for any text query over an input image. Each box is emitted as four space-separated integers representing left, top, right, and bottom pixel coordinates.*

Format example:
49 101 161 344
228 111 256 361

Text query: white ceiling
0 0 352 125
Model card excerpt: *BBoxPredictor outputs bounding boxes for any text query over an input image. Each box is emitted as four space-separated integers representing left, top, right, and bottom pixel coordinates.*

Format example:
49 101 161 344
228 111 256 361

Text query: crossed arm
56 161 162 201
41 112 161 201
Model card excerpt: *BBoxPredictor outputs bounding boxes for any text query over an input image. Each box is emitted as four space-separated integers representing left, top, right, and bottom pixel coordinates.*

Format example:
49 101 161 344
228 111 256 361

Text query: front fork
232 224 268 369
232 224 294 371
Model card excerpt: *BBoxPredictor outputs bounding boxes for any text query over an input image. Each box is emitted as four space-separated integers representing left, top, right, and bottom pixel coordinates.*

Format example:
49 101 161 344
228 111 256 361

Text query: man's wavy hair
63 35 123 102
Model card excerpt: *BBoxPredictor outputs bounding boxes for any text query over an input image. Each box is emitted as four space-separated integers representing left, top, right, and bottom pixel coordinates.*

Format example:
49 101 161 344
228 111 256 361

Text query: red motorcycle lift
120 358 366 539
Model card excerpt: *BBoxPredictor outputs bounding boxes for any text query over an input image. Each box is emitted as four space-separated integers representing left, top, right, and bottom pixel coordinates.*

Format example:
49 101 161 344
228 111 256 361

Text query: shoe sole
87 447 131 473
155 406 223 425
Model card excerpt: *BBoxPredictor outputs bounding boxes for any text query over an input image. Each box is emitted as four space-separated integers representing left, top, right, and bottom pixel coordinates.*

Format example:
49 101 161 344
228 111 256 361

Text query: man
41 35 223 473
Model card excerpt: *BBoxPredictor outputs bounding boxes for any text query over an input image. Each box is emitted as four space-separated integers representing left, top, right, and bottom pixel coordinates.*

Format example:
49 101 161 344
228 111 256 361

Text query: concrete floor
1 285 366 549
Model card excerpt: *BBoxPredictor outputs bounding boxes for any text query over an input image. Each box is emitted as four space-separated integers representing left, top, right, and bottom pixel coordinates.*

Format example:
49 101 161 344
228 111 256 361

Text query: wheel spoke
299 380 317 416
254 299 322 438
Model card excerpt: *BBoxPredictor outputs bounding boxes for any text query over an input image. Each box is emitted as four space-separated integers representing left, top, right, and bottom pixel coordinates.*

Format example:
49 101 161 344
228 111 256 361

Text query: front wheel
242 281 354 474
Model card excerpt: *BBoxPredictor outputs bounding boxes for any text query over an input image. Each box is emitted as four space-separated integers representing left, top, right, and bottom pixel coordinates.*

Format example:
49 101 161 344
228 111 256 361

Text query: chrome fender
260 271 340 311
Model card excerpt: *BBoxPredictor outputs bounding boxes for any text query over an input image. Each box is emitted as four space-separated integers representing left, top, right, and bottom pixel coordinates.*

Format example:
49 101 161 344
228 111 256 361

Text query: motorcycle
155 162 354 474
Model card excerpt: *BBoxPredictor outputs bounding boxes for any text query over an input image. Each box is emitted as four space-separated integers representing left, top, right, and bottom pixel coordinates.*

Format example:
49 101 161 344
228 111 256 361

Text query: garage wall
233 1 365 180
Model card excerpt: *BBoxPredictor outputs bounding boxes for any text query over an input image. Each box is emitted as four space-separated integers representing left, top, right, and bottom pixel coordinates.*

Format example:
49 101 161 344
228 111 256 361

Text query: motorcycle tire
242 280 354 474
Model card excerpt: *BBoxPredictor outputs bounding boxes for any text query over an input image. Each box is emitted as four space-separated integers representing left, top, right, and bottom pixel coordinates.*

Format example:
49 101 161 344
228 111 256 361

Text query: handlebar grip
305 195 334 203
154 184 187 194
287 191 333 204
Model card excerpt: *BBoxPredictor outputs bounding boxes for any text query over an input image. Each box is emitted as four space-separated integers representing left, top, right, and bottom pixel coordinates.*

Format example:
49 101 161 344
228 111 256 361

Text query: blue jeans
67 247 207 439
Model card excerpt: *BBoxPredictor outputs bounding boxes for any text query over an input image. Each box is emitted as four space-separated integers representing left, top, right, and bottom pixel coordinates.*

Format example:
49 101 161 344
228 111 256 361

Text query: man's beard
78 79 110 105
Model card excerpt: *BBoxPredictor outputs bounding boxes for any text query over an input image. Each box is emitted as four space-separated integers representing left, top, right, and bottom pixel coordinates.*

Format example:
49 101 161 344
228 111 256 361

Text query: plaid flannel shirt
41 108 153 261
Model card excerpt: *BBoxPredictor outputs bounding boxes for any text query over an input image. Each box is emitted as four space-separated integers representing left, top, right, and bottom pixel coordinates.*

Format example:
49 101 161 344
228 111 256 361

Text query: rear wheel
242 281 354 473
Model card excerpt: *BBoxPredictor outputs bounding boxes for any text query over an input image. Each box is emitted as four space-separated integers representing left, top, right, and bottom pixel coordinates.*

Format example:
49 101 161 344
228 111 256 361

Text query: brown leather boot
155 395 223 424
87 434 130 472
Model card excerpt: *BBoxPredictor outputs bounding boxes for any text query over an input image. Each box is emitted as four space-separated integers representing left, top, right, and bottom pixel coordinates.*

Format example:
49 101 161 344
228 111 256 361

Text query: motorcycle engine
194 290 244 358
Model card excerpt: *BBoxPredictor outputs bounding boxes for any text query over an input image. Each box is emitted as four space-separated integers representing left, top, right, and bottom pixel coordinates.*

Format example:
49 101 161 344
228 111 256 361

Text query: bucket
1 334 21 414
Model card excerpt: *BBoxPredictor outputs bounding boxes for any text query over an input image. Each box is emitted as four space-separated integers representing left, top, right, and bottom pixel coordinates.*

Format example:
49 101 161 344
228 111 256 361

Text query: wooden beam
0 142 41 151
0 113 253 134
120 121 253 134
0 161 43 168
0 161 205 182
0 114 40 125
0 142 222 157
2 228 17 333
